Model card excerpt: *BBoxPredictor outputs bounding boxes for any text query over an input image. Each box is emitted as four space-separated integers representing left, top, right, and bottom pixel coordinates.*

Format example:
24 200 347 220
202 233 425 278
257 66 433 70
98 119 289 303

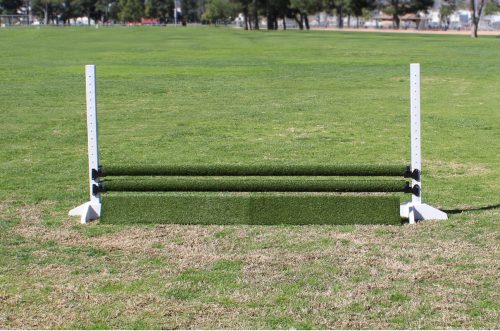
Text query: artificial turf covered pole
100 193 402 225
102 164 407 177
98 178 409 193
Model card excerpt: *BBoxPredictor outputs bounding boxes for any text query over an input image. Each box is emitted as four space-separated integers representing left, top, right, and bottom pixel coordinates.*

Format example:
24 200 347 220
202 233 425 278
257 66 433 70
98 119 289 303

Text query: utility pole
174 0 180 26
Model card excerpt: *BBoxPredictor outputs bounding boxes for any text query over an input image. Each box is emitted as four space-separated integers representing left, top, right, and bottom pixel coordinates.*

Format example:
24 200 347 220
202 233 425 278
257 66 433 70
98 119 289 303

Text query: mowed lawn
0 26 499 329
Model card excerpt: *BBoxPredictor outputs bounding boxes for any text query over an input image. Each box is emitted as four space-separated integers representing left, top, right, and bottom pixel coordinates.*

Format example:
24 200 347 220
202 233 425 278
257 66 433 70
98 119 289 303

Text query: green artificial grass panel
100 177 408 193
102 164 407 177
100 192 402 225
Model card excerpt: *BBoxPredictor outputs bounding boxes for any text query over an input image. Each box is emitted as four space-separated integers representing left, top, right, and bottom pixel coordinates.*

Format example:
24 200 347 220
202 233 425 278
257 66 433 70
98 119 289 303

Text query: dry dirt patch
2 201 499 328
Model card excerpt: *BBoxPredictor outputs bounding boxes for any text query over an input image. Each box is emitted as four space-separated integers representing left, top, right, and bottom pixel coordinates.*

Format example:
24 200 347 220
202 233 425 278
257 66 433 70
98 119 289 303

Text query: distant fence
0 15 30 27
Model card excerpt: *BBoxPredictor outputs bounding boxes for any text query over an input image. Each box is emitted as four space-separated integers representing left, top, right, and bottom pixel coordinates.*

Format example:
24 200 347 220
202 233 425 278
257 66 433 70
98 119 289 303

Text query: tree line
1 0 497 36
0 0 439 28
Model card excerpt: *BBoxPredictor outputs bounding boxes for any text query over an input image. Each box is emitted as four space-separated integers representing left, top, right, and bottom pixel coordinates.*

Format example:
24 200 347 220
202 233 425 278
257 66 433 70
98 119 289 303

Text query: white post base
69 202 101 224
400 202 448 222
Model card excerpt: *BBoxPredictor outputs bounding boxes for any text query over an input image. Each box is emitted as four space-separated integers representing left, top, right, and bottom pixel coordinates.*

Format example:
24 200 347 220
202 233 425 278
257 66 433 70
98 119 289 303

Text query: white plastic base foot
69 202 101 224
400 202 448 222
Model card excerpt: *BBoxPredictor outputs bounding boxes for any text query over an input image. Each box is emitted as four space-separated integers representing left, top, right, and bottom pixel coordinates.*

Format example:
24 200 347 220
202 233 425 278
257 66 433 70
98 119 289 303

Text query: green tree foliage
144 0 157 18
4 0 439 27
0 0 22 14
261 0 288 29
380 0 434 29
72 0 99 23
324 0 352 28
470 0 491 37
31 0 61 24
290 0 322 29
144 0 171 20
95 0 119 22
251 0 259 29
233 0 250 28
118 0 143 21
30 0 103 24
440 0 457 23
202 0 237 24
181 0 206 22
484 0 499 13
349 0 376 20
48 0 74 23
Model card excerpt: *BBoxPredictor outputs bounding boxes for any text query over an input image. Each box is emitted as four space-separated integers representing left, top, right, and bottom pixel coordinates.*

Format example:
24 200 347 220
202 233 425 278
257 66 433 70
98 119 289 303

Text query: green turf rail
101 192 402 225
100 177 407 193
102 164 407 177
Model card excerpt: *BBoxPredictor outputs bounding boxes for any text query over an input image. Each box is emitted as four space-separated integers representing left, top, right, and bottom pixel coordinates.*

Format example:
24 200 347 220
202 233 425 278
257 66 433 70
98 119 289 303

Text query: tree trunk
243 7 249 30
337 7 343 28
282 15 286 30
253 0 259 30
304 14 309 30
470 0 485 38
44 3 49 25
471 0 476 37
473 21 479 37
295 14 304 30
267 12 277 30
393 13 400 29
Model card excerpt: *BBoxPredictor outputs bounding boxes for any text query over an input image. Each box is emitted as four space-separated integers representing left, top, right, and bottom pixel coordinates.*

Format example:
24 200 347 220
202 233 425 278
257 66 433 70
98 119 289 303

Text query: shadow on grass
443 204 500 215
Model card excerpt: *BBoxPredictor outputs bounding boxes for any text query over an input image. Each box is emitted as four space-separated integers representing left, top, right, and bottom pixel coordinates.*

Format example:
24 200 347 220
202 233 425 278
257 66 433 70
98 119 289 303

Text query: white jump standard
399 64 447 224
69 63 447 224
69 65 101 222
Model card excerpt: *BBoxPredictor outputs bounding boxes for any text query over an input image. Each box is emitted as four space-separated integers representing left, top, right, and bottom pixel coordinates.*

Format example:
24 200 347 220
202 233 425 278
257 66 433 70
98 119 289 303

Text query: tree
232 0 251 29
31 0 62 24
72 0 99 24
290 0 323 29
440 0 458 24
51 0 77 24
349 0 375 27
380 0 434 29
251 0 258 29
95 0 119 22
144 0 161 18
146 0 175 22
324 0 352 28
181 0 206 22
261 0 288 29
202 0 237 24
0 0 23 14
484 0 499 13
231 0 267 29
470 0 489 37
118 0 143 21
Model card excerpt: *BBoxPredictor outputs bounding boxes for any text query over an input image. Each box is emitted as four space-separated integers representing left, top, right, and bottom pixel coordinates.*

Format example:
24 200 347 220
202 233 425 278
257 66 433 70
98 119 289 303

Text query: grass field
0 26 499 329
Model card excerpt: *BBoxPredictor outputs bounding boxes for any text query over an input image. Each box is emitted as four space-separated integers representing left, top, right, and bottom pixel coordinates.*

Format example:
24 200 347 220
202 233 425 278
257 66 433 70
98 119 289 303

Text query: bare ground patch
1 201 499 328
